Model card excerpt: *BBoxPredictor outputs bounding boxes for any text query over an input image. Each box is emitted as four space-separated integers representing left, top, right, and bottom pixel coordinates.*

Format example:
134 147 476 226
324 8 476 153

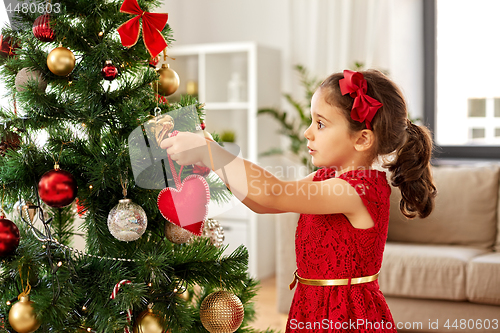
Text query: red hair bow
117 0 169 58
338 70 382 130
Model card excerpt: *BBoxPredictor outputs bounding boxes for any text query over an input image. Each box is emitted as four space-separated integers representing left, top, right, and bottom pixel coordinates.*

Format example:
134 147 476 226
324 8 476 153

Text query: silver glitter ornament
202 218 225 247
107 199 147 242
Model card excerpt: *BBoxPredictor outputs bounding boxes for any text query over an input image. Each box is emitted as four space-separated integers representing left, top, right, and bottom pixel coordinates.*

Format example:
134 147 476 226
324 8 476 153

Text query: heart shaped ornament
157 174 210 235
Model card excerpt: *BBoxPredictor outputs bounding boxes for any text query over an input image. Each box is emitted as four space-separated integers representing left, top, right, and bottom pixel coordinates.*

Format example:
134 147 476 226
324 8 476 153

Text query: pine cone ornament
0 131 21 156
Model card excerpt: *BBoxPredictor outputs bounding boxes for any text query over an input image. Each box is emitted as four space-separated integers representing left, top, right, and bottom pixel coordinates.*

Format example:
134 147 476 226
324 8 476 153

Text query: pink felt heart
157 174 210 236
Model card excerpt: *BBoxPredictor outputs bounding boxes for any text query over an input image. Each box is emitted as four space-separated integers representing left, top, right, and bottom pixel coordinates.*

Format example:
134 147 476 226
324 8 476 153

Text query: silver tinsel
107 199 147 242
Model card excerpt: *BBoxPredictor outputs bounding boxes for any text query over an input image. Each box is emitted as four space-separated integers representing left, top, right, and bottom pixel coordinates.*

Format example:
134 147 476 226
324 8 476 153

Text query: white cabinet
168 42 281 279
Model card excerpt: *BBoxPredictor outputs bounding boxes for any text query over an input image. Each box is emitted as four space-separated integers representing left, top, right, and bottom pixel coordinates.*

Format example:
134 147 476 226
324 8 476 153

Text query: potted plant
220 130 239 155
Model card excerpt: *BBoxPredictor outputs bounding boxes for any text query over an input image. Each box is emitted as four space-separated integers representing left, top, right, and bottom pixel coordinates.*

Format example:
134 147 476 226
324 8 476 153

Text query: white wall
158 0 424 120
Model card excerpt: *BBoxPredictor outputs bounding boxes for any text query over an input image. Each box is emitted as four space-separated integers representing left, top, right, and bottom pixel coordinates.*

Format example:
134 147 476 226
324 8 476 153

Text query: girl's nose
304 124 313 140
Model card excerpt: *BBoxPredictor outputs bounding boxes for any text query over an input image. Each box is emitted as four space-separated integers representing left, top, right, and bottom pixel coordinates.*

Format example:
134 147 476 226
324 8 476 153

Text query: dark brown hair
320 69 436 219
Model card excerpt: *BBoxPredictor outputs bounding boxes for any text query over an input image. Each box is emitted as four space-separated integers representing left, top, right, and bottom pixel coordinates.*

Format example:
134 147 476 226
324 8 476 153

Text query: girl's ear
354 129 375 152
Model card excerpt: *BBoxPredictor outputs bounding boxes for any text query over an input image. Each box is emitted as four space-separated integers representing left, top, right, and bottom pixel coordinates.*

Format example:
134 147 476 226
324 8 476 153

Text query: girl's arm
240 171 317 214
161 133 363 216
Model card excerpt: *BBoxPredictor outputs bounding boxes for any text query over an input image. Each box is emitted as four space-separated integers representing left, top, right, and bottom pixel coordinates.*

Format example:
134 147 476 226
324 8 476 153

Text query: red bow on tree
117 0 169 58
338 70 383 130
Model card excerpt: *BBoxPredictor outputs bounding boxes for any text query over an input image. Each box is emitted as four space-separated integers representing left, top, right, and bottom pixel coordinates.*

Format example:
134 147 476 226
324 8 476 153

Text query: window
424 0 500 159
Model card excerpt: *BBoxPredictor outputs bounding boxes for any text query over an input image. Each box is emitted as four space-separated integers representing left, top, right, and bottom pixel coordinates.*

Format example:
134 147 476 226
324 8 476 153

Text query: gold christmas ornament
153 64 179 96
178 288 190 301
165 221 192 244
8 296 41 333
145 113 174 146
200 290 244 333
133 309 165 333
47 44 76 76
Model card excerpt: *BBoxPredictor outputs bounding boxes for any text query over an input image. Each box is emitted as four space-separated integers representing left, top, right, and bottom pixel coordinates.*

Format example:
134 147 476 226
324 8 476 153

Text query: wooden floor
251 275 289 332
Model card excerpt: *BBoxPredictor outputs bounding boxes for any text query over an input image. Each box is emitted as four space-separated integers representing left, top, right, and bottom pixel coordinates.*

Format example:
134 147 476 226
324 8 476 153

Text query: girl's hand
160 132 207 166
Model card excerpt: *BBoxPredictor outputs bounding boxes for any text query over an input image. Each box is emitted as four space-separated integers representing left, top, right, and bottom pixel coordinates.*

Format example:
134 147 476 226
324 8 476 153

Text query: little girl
161 69 437 332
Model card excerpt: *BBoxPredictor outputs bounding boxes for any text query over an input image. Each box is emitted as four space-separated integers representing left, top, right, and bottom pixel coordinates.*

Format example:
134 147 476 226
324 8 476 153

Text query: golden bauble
133 309 165 333
165 221 192 244
47 45 76 76
177 288 190 301
153 64 179 96
200 290 244 333
145 113 174 146
8 296 41 333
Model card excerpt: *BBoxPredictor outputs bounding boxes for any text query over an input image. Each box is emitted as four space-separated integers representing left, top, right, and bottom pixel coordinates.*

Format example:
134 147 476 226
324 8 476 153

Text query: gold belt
289 270 380 290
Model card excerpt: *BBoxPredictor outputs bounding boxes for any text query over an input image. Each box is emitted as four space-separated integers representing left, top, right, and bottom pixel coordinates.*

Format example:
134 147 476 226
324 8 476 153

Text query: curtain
284 0 423 120
288 0 393 77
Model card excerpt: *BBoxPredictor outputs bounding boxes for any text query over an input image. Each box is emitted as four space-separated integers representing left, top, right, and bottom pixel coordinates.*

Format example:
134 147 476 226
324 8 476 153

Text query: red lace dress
286 168 397 333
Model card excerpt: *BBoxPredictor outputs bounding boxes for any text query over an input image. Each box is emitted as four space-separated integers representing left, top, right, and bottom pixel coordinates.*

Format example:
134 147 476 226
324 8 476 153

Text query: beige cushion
497 177 500 251
466 252 500 305
388 166 499 249
379 243 488 301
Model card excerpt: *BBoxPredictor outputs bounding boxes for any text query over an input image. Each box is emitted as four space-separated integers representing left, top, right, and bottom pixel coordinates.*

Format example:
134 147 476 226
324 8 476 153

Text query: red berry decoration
38 164 78 208
33 14 56 42
102 60 118 81
0 213 20 256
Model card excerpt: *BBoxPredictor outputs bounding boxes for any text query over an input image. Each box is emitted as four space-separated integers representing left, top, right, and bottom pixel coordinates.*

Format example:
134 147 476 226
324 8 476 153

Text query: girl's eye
317 121 325 129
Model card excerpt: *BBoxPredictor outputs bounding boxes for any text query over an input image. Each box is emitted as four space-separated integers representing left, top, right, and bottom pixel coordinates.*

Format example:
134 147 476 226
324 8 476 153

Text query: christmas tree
0 0 275 332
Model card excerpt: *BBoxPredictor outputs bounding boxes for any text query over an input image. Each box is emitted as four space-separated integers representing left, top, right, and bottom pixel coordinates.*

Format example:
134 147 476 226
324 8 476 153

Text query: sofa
276 164 500 332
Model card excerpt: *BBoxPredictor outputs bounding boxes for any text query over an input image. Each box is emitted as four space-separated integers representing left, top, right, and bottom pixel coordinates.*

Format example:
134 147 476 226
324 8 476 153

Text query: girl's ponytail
385 119 437 219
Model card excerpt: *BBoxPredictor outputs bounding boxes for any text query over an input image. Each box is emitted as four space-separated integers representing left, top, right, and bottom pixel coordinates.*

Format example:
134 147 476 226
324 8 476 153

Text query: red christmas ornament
200 122 206 130
0 214 20 256
38 164 78 208
157 175 209 236
101 60 118 81
157 146 210 236
0 35 19 58
33 14 56 42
